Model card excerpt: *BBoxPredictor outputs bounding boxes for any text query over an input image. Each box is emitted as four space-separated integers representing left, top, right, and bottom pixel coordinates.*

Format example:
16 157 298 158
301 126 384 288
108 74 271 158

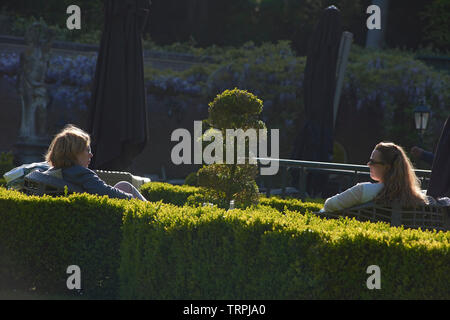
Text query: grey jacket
50 165 133 200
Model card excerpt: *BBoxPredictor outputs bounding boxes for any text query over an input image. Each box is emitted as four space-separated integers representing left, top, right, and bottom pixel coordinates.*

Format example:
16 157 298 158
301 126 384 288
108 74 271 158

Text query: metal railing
252 157 432 199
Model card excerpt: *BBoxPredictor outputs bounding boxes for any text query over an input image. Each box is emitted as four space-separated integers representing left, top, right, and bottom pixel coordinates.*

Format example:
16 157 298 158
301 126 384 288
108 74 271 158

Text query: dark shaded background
2 0 448 54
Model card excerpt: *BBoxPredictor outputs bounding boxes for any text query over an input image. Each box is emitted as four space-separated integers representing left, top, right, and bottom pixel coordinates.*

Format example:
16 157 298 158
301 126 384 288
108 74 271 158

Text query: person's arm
73 167 133 200
323 183 364 212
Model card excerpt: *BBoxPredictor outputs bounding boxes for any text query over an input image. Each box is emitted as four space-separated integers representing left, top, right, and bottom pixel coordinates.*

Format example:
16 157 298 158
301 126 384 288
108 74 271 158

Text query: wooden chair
316 199 450 231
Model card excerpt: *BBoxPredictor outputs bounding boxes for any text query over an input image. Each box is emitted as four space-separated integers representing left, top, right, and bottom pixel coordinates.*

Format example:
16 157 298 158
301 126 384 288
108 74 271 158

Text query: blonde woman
322 142 427 212
44 124 147 201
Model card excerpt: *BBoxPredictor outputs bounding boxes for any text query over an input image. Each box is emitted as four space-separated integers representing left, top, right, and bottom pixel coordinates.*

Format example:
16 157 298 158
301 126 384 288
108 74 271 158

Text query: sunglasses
368 158 385 166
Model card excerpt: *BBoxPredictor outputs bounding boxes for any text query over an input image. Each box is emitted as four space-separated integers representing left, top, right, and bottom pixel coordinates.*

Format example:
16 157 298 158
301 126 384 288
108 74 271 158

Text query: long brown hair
373 142 427 207
45 124 91 168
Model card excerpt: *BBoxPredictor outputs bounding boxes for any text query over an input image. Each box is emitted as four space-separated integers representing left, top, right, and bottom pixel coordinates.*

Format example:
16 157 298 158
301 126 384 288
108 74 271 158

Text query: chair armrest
93 170 151 189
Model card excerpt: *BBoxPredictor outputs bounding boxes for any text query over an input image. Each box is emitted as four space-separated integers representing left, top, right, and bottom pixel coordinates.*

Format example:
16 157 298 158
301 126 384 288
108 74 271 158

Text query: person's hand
410 146 424 158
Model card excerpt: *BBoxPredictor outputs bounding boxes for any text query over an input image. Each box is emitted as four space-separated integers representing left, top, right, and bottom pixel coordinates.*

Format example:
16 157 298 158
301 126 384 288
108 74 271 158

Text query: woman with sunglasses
322 142 427 212
44 124 147 201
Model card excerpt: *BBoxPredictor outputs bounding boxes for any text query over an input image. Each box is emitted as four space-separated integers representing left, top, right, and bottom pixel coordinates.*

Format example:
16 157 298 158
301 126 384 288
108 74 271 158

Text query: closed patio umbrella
427 116 450 198
88 0 151 171
291 5 342 197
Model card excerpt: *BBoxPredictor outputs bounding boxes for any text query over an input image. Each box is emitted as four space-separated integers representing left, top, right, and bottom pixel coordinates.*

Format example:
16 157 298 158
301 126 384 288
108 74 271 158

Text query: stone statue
17 20 54 139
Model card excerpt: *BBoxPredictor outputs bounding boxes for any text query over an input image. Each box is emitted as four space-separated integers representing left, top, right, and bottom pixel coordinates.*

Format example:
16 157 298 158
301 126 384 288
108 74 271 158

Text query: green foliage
344 46 450 151
140 182 200 206
140 181 229 209
143 37 228 58
259 196 323 214
196 88 266 208
144 41 305 160
144 41 449 161
2 184 449 299
140 181 323 213
146 0 367 55
0 187 127 298
1 1 103 43
184 172 198 186
74 29 102 45
205 41 305 144
197 164 260 209
421 0 450 51
8 14 94 43
3 0 448 53
0 151 14 176
120 199 450 299
207 88 265 130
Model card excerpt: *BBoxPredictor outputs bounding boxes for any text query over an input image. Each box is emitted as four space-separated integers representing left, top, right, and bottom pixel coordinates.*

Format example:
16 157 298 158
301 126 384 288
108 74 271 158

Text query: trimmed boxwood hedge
1 185 449 299
140 181 324 213
0 187 128 298
140 182 200 207
120 202 450 299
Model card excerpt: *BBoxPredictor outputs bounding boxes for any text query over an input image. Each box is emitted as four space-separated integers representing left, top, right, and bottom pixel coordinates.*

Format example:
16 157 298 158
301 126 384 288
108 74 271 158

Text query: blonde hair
374 142 427 207
45 124 91 168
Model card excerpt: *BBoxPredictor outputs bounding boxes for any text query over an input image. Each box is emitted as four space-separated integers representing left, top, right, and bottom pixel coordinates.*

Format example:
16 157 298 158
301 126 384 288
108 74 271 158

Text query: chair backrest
23 170 84 196
21 169 151 197
93 170 134 187
317 200 450 231
3 161 50 191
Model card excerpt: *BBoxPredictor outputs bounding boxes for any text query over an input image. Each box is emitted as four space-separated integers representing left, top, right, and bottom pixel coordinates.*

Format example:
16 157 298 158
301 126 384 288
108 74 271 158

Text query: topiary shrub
184 171 198 186
197 88 265 209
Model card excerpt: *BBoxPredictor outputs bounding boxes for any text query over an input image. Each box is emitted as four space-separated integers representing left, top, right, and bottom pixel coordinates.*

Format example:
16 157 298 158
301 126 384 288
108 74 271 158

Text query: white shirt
321 182 384 212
